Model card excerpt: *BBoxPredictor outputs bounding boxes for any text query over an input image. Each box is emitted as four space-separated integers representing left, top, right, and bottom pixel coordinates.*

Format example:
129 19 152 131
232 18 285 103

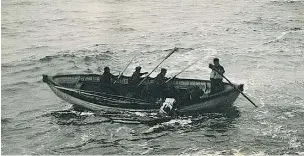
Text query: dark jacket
101 72 116 84
154 73 167 86
130 71 146 85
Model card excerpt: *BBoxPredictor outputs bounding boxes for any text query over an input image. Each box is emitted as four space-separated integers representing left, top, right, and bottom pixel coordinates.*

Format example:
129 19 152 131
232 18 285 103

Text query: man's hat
213 58 219 62
135 66 141 71
104 66 110 71
161 68 167 72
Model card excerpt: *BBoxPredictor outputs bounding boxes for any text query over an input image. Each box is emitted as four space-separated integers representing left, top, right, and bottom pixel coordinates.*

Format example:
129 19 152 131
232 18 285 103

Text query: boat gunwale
51 74 213 84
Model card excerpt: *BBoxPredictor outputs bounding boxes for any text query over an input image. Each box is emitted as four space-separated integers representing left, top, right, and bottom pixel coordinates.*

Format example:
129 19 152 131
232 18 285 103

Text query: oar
165 58 201 84
114 54 137 83
209 64 258 107
137 47 178 87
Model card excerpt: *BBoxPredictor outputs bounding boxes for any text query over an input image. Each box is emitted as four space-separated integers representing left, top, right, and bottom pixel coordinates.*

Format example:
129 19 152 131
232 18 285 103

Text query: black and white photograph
1 0 304 155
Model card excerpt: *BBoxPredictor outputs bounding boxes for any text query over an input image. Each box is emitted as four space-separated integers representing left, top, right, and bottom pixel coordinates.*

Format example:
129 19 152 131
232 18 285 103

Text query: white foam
165 118 192 126
288 136 302 148
133 112 147 117
80 112 95 116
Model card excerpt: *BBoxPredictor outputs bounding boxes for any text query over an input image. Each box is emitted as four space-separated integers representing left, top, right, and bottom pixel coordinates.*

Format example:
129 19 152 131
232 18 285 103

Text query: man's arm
111 74 119 80
139 72 148 76
221 66 225 74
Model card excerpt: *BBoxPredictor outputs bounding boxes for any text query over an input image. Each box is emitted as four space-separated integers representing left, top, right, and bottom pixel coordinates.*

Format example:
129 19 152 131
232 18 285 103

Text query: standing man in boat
209 58 225 94
154 68 168 100
129 66 148 86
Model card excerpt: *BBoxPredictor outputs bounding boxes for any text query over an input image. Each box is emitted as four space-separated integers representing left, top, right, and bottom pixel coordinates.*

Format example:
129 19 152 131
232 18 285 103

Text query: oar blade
165 47 178 59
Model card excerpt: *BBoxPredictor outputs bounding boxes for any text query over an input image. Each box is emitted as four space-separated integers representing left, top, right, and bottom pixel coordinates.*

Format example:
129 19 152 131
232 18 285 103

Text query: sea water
1 0 304 154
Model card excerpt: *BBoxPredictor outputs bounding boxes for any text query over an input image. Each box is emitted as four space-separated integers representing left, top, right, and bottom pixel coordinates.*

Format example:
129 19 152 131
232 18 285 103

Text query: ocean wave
17 109 42 116
39 54 76 63
109 27 136 32
46 110 112 126
83 56 94 62
1 26 9 31
24 45 49 50
94 43 107 47
1 81 35 90
83 68 93 73
51 131 168 154
1 88 21 96
1 82 37 96
38 50 114 65
2 47 190 73
269 0 304 5
52 18 68 22
290 27 302 31
8 81 31 86
1 118 13 124
47 109 173 126
3 126 32 132
263 30 303 45
1 61 36 69
8 66 41 75
4 1 33 6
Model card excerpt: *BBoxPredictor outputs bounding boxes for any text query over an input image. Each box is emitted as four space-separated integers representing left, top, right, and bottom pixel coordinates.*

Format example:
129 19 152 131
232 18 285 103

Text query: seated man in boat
154 68 168 100
100 67 117 84
209 58 225 94
129 66 148 86
99 67 118 93
128 66 148 97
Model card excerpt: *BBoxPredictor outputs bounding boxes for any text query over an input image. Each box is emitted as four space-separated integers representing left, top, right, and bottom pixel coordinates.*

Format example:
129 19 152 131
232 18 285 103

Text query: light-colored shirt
210 65 225 79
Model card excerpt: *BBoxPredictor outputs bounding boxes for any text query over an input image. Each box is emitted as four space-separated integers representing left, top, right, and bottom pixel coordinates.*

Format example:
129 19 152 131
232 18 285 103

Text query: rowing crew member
100 66 117 84
209 58 225 94
129 66 148 86
154 68 168 100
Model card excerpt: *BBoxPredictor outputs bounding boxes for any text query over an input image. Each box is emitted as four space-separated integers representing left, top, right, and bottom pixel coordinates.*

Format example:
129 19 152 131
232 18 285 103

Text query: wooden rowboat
42 74 243 114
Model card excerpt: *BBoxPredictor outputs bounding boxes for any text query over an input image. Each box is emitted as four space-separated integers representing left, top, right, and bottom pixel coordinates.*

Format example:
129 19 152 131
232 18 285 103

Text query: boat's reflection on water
49 105 240 134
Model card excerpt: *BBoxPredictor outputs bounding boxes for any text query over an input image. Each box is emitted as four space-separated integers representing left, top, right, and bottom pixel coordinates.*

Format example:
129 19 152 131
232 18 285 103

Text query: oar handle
210 65 258 108
165 76 176 84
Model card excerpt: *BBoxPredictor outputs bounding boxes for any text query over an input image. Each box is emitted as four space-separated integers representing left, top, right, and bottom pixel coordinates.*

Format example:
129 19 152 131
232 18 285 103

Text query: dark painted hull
43 74 243 113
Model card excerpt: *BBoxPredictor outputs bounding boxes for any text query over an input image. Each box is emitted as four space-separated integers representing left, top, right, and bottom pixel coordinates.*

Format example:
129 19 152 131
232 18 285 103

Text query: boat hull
178 90 240 113
48 83 157 112
43 74 243 114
